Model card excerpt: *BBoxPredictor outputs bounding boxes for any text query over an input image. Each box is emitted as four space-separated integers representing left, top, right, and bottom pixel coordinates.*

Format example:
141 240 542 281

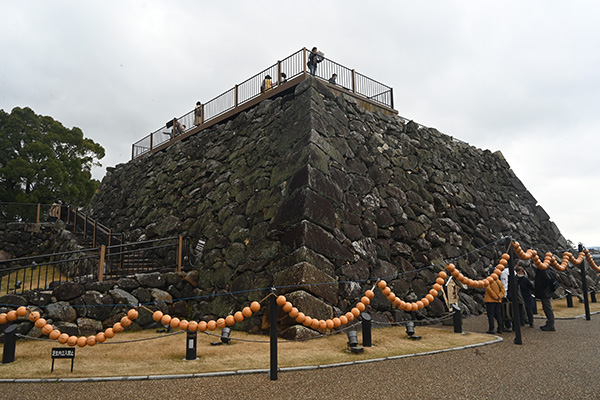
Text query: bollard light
346 331 364 354
221 327 231 345
406 321 421 340
565 289 573 308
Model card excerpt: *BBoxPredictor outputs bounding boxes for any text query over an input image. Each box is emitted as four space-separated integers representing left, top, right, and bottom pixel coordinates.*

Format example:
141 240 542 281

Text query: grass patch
0 264 68 294
545 297 600 318
0 325 492 379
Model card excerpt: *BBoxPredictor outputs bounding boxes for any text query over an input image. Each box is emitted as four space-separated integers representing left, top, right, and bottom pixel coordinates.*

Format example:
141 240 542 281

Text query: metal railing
132 48 394 159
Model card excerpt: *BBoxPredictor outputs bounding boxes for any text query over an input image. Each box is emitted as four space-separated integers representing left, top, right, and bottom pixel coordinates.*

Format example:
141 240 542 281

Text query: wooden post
36 203 41 224
131 144 135 160
73 209 78 234
277 61 281 85
93 220 97 247
235 84 239 107
200 104 204 125
390 87 394 109
98 245 106 282
303 47 307 75
177 236 183 273
150 132 153 151
352 69 356 93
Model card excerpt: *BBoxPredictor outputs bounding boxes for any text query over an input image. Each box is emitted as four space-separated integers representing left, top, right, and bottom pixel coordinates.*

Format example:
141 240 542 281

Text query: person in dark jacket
534 268 556 331
516 264 535 327
307 46 323 76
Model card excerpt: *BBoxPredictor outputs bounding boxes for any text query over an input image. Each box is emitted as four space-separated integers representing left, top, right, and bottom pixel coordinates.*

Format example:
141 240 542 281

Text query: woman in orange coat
484 267 505 334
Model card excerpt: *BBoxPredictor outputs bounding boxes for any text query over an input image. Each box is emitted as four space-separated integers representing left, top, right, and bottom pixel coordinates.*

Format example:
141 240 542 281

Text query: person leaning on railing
171 118 185 138
194 101 202 125
261 75 274 93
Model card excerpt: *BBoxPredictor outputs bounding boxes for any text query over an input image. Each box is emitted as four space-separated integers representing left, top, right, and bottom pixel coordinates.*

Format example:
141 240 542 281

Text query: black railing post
2 324 17 364
508 241 522 345
580 244 591 321
269 288 278 381
390 87 394 109
361 313 372 347
452 304 462 333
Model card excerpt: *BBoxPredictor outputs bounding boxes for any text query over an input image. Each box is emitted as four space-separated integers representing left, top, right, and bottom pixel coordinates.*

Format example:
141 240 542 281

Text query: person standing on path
516 264 535 327
500 267 513 332
484 267 505 334
534 268 556 331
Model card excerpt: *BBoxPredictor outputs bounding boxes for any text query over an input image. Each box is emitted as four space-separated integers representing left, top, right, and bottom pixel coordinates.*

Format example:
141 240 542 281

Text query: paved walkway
2 314 600 399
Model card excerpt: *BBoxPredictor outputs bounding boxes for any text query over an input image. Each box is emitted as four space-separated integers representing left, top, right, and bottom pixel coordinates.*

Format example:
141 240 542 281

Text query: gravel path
3 314 600 399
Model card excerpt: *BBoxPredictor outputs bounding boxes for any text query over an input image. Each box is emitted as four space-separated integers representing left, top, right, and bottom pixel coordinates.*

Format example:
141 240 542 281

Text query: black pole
508 242 522 345
2 324 17 364
361 313 372 347
580 244 591 321
269 288 278 380
452 304 462 333
186 330 197 360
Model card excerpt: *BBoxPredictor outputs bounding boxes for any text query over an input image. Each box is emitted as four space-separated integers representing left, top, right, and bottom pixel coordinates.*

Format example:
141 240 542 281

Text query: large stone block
286 290 333 321
281 221 353 265
274 262 338 305
274 188 336 231
46 301 77 323
52 282 85 301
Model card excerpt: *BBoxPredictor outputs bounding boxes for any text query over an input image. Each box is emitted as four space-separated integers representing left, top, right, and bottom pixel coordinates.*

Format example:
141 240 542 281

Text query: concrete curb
1 335 502 383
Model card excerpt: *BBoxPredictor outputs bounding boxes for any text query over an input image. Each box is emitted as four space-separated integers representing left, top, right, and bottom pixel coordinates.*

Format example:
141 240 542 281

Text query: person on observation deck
261 75 274 93
328 73 337 85
307 46 323 76
194 101 202 125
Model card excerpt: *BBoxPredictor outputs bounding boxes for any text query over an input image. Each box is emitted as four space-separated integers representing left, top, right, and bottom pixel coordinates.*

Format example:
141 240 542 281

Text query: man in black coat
534 268 556 331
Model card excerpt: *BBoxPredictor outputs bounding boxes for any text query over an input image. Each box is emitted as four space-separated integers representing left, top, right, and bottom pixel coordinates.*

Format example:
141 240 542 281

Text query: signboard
51 348 75 372
445 277 460 307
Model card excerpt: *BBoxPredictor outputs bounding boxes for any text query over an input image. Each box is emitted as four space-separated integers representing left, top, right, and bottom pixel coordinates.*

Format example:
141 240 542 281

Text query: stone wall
83 77 595 331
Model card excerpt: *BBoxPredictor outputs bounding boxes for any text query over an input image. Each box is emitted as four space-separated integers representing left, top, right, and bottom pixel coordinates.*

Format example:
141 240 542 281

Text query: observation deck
131 48 396 159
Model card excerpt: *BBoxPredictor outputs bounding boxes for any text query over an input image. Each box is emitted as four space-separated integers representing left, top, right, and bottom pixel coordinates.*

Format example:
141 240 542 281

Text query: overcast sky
1 1 599 247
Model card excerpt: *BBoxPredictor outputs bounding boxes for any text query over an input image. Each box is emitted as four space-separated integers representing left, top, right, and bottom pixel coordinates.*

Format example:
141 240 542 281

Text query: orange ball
411 303 419 312
365 290 375 299
234 311 245 322
169 317 180 329
436 278 445 285
303 316 313 327
42 324 54 335
67 336 78 346
276 296 287 306
382 287 392 296
361 296 370 305
387 293 396 302
398 300 406 309
326 319 334 330
87 336 97 346
0 313 7 324
121 316 132 327
451 269 460 278
501 253 510 260
456 273 464 282
113 322 123 333
378 280 387 289
403 302 413 312
127 309 139 320
28 311 41 322
49 330 61 340
438 271 448 279
494 269 502 277
295 312 306 323
96 332 106 343
153 311 163 322
421 298 430 307
179 320 189 331
429 289 438 297
332 317 341 328
58 333 69 344
339 315 349 325
225 315 236 326
242 307 253 317
499 259 508 266
446 264 456 271
16 306 28 317
351 307 361 317
310 319 320 330
425 294 434 303
394 298 402 307
76 336 87 347
356 302 366 312
207 320 217 330
319 320 327 330
190 321 200 332
160 315 171 326
346 312 355 322
216 318 226 328
416 301 424 310
483 279 490 287
250 301 261 312
282 302 293 313
433 283 443 292
34 318 47 328
7 310 18 322
288 307 299 319
491 273 499 280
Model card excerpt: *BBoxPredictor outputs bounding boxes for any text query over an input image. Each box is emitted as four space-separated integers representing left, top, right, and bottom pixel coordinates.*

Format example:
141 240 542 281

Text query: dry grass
1 264 68 294
546 297 600 318
0 325 491 379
